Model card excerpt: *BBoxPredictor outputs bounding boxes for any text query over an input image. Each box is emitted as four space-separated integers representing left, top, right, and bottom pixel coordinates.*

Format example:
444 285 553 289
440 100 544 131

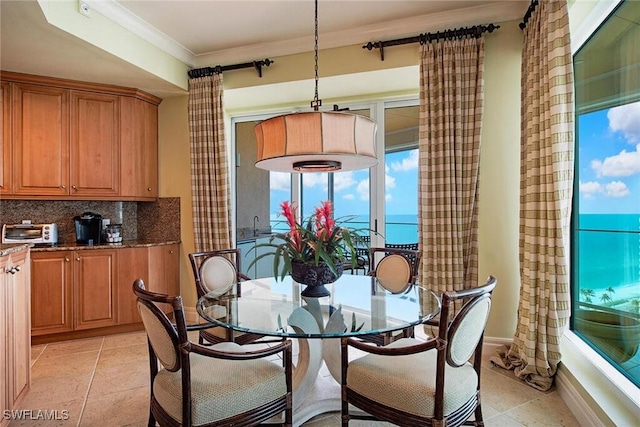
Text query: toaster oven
2 223 58 245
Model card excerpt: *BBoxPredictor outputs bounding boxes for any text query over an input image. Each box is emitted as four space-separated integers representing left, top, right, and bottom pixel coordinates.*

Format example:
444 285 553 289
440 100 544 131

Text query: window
572 0 640 387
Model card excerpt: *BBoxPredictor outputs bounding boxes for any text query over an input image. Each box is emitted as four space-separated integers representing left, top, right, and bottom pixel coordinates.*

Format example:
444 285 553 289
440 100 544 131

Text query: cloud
385 172 396 190
302 173 327 190
334 172 356 192
385 194 392 202
269 172 290 191
605 181 630 198
342 194 354 200
579 180 602 199
389 149 419 172
590 143 640 177
356 179 369 201
579 180 630 199
608 102 640 143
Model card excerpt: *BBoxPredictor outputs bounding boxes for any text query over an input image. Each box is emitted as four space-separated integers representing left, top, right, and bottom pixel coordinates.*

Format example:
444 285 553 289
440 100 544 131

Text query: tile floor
12 330 581 426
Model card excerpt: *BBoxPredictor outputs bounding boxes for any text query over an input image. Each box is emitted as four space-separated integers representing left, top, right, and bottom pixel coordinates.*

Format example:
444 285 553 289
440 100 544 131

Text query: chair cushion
376 254 411 293
347 338 478 418
153 342 287 426
200 256 237 294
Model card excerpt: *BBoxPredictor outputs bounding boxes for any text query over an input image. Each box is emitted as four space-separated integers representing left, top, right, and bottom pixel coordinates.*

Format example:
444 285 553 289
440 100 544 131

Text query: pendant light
254 0 378 173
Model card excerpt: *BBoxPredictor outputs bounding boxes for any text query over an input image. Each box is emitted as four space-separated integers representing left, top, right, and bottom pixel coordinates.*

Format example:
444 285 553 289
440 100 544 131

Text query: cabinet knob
65 257 70 262
61 185 66 189
169 250 174 254
14 266 20 272
76 257 81 261
72 185 78 190
7 267 16 274
147 187 152 191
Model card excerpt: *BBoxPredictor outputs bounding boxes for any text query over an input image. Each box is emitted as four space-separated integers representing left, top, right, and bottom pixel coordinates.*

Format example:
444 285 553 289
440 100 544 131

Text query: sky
578 101 640 214
268 149 419 220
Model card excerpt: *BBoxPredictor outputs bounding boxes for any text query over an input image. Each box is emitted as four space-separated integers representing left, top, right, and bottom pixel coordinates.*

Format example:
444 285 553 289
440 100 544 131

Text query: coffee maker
74 212 103 245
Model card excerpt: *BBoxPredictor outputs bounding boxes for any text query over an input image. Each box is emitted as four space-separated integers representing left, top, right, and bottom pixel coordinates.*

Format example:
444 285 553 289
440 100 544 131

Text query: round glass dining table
196 274 440 426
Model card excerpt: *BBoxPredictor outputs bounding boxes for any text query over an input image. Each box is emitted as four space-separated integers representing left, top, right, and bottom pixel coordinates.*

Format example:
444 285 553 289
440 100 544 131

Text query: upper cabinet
0 81 11 196
120 97 158 200
70 90 120 197
12 83 70 196
1 71 161 201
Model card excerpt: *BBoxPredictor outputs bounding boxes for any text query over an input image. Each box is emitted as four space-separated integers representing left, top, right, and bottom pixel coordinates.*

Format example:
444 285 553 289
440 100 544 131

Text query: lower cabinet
31 249 117 336
148 244 180 314
1 247 31 425
30 244 180 338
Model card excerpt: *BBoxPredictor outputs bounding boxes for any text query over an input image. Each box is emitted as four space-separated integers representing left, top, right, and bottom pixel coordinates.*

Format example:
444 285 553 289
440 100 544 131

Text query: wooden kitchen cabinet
1 247 31 422
1 71 160 201
30 251 74 335
30 249 117 336
74 249 118 330
148 244 180 314
1 81 11 196
69 91 120 197
120 97 158 200
117 247 150 324
12 83 70 196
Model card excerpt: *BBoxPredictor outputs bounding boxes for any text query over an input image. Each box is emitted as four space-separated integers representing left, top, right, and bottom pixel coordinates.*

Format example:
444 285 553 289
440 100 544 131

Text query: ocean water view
270 214 420 244
577 213 640 315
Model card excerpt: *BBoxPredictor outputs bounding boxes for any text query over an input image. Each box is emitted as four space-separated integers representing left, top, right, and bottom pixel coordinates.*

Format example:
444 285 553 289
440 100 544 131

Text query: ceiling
0 1 529 99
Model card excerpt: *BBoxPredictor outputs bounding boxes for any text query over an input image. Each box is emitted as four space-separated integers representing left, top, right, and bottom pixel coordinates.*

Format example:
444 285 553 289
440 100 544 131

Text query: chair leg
474 403 484 426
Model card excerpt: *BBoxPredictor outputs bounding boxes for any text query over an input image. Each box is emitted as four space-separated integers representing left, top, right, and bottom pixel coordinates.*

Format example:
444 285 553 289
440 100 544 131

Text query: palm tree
606 286 615 295
580 288 595 303
631 298 640 315
600 292 612 305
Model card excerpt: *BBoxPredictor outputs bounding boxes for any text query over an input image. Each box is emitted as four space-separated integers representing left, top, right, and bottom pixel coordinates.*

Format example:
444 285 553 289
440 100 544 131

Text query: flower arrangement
250 200 367 281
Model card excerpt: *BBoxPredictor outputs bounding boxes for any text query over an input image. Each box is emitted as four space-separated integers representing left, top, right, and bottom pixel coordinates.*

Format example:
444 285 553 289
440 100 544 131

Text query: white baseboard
555 368 603 427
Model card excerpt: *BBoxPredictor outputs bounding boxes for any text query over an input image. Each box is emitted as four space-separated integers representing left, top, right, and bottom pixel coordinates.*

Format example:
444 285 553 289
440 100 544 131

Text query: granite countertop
29 239 181 252
0 243 32 257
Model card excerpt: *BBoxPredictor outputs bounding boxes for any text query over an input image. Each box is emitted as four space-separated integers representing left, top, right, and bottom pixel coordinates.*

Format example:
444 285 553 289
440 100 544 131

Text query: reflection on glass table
196 274 440 426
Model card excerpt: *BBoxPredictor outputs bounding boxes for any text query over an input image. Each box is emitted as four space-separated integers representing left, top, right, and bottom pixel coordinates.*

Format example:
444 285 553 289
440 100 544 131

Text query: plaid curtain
188 74 232 251
418 36 484 307
490 0 574 391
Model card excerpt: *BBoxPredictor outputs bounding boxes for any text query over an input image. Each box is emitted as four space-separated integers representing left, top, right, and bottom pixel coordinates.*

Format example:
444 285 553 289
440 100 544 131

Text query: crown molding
82 1 527 69
83 0 196 66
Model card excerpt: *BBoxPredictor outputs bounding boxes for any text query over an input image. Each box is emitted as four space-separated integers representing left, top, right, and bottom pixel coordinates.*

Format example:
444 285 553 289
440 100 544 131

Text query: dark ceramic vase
291 260 343 297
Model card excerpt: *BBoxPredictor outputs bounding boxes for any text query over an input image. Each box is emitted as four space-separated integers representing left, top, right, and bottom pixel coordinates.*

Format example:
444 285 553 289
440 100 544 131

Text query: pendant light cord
311 0 322 111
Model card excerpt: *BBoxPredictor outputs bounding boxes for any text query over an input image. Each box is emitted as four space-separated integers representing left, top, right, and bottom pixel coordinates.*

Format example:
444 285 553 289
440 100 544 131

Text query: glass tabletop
196 274 441 339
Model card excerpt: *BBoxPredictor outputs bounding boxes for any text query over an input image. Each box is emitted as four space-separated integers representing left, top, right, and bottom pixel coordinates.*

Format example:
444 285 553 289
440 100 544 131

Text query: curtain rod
188 58 274 79
362 23 500 61
519 0 539 30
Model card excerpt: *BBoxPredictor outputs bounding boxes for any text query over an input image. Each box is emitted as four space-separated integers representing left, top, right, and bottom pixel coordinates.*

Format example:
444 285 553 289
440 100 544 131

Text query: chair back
369 246 422 288
189 249 244 297
374 254 412 292
438 276 497 367
133 279 185 372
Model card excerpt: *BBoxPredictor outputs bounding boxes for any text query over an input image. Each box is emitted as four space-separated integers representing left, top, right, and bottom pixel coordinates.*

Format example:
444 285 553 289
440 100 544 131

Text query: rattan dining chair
361 246 423 346
133 279 293 427
340 275 497 427
189 249 265 345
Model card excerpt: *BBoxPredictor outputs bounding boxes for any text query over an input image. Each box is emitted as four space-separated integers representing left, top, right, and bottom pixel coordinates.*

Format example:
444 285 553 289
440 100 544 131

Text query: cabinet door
30 251 73 336
74 249 118 330
120 97 158 200
7 250 30 407
1 81 11 195
69 91 120 197
148 244 180 314
117 247 149 324
0 255 8 426
12 83 69 196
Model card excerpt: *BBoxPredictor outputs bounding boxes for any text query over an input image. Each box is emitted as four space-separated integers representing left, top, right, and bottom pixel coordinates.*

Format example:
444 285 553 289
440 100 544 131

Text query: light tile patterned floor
12 330 580 426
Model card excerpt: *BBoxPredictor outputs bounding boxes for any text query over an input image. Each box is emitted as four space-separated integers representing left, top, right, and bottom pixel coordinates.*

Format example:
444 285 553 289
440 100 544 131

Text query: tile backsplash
0 197 180 243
